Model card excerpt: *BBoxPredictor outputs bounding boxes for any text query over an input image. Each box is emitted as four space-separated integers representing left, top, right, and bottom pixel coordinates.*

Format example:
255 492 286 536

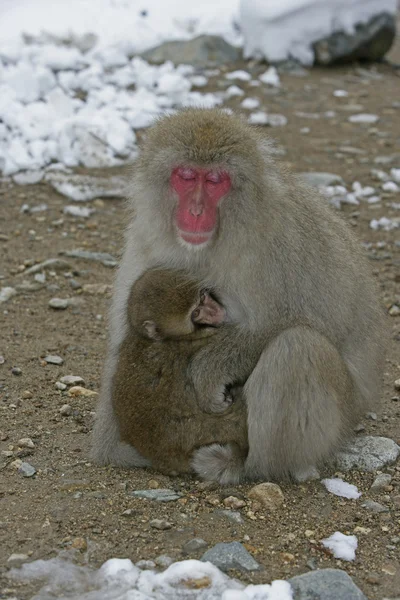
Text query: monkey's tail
191 443 246 485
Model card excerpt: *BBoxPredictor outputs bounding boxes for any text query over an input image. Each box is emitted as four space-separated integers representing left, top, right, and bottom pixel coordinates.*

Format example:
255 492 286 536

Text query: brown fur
112 268 248 480
92 108 387 482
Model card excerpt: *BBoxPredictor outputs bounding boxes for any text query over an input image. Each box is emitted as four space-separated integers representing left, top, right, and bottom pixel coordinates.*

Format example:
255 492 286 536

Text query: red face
170 166 231 246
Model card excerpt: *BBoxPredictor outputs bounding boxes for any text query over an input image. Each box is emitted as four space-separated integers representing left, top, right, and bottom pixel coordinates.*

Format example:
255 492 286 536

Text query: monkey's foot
192 443 246 485
198 385 234 414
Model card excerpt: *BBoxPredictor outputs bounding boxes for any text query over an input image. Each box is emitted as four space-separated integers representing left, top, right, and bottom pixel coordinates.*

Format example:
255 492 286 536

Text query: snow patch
321 532 358 561
322 478 361 499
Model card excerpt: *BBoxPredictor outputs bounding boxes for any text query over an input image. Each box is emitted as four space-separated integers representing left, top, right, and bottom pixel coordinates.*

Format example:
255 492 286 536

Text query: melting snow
322 478 361 499
321 532 358 561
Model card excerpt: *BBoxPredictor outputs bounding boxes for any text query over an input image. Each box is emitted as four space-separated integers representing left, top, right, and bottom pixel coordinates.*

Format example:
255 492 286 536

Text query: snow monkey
112 268 248 480
92 108 386 483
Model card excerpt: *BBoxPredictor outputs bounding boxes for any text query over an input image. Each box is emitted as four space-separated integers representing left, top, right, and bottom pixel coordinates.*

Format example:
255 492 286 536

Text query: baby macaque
112 268 248 482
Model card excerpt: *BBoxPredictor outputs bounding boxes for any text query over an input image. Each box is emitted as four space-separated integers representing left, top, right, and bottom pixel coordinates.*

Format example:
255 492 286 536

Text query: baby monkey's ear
143 320 161 340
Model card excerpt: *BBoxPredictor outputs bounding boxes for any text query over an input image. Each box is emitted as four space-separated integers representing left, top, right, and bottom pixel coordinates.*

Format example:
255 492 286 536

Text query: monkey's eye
206 171 222 184
192 308 200 320
177 167 196 181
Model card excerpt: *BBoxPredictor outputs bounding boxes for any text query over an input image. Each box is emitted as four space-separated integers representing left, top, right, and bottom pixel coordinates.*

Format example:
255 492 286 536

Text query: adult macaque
92 108 385 482
112 268 248 480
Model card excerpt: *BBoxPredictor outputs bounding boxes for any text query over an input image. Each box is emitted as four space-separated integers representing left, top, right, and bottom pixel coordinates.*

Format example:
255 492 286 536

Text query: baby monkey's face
143 289 226 341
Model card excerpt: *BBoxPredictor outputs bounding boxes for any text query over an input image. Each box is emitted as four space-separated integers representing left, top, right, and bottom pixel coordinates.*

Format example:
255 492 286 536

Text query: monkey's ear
143 320 161 340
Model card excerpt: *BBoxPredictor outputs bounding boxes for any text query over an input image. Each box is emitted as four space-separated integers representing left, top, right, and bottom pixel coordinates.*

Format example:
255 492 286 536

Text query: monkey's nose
189 206 203 216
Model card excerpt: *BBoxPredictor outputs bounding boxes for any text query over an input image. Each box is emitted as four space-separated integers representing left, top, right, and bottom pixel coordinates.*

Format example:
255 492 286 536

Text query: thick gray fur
91 108 386 481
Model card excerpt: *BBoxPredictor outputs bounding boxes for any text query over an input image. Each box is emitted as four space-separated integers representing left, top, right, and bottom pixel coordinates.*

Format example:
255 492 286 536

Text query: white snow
259 67 280 88
370 217 400 231
64 205 95 218
225 70 252 82
248 112 269 125
241 98 261 110
8 555 294 600
333 90 349 97
348 113 380 124
240 0 397 65
391 168 400 183
382 181 399 193
321 532 358 561
322 478 361 499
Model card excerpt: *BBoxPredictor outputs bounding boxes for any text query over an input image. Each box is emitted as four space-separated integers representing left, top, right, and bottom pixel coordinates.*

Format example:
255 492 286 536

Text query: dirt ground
1 35 400 600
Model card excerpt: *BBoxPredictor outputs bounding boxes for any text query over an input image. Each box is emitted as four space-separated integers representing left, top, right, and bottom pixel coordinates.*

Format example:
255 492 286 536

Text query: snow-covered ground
9 555 294 600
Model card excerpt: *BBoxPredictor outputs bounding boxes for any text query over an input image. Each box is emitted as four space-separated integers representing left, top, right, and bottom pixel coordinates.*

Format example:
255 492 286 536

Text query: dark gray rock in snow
313 13 396 65
336 436 400 472
201 542 261 572
141 35 242 67
289 569 368 600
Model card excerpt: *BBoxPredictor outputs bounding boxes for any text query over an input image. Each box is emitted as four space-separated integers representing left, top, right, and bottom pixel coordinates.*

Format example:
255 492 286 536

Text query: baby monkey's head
128 268 226 341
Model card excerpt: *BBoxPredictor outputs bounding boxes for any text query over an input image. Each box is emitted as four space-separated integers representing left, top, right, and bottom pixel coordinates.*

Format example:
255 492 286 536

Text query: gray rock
313 13 396 65
361 499 389 513
0 287 17 303
7 553 30 566
142 35 242 68
298 172 344 188
150 519 172 530
19 462 36 477
215 509 244 524
45 172 127 201
44 355 64 366
371 473 392 491
154 555 174 569
63 249 117 267
201 542 262 572
49 298 70 310
136 559 156 569
182 538 208 554
290 568 367 599
336 436 400 472
23 259 72 276
131 489 183 502
60 375 85 386
59 404 72 416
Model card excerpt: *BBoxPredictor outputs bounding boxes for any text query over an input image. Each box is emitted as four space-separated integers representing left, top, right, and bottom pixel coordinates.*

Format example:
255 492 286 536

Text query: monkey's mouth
177 229 215 246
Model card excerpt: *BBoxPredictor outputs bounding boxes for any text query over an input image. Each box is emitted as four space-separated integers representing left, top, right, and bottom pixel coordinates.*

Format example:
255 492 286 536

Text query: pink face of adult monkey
91 108 386 484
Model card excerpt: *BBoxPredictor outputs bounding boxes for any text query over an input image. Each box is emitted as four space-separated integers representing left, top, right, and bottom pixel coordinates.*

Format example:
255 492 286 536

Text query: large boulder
141 35 242 68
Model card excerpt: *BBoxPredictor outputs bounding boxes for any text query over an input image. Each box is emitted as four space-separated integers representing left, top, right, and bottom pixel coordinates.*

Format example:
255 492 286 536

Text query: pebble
131 489 183 502
182 538 208 554
60 404 72 416
0 355 5 365
55 382 67 391
148 479 160 489
44 355 64 366
7 553 30 566
336 436 400 471
136 560 156 569
82 283 112 295
150 519 172 530
60 375 85 386
361 500 389 513
371 473 392 491
18 438 35 449
201 542 262 572
394 378 400 391
71 537 87 551
223 496 246 509
68 386 97 397
49 298 70 310
22 390 33 399
215 509 244 525
290 569 368 600
248 482 284 510
19 462 36 477
0 287 17 303
154 555 174 568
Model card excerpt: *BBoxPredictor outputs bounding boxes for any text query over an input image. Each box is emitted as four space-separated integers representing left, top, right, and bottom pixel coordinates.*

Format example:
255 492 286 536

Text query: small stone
55 382 67 391
18 438 35 449
148 479 160 489
0 355 5 365
60 375 85 386
60 404 72 416
215 509 244 525
82 283 112 295
201 542 261 572
182 538 208 554
22 390 33 399
49 298 69 310
366 412 377 421
11 367 22 376
0 431 9 441
131 489 183 502
361 500 389 513
44 355 64 366
371 473 392 491
336 436 400 471
68 386 97 397
7 553 30 566
2 450 13 458
223 496 246 509
19 462 36 477
71 537 87 551
150 519 172 530
394 379 400 391
0 287 17 303
290 569 368 600
248 482 284 510
389 305 400 316
136 560 156 569
154 555 174 568
354 423 366 433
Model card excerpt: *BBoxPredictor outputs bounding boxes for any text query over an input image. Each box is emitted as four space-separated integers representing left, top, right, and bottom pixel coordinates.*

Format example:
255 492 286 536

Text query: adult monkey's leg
244 326 355 480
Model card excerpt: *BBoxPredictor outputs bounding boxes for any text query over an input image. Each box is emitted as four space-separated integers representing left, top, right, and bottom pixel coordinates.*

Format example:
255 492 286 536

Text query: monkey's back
112 331 247 474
